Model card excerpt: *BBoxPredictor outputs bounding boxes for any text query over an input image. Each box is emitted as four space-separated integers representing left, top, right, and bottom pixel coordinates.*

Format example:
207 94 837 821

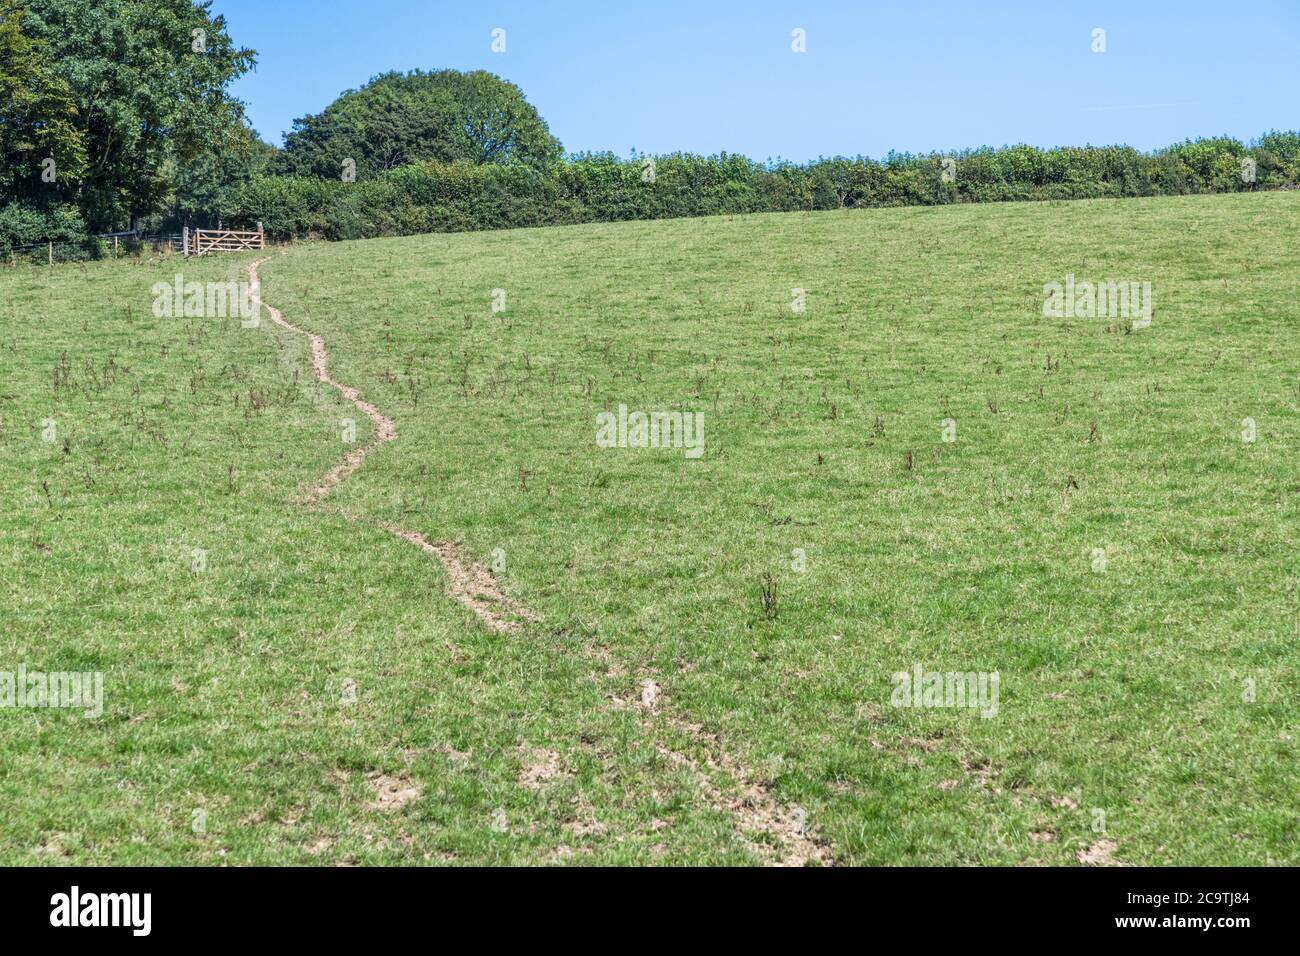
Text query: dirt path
248 257 532 633
247 256 833 866
655 712 835 866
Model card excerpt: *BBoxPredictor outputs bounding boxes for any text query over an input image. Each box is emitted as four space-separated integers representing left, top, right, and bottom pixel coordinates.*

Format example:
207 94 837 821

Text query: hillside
2 192 1297 864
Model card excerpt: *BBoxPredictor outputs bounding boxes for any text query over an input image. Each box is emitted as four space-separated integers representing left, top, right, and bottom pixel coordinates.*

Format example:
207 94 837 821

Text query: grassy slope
0 254 745 865
2 191 1297 864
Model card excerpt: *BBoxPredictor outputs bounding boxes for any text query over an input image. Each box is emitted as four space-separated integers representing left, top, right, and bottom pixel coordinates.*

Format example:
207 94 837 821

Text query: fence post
182 227 189 257
114 236 119 257
48 241 53 266
257 222 264 249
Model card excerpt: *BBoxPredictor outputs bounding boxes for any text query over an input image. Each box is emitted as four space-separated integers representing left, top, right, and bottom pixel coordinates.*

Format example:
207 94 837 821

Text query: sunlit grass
2 191 1297 864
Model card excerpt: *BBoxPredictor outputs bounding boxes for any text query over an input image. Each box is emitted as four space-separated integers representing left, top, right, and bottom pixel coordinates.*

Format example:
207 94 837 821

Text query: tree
0 0 85 200
173 119 277 227
21 0 255 230
279 69 562 180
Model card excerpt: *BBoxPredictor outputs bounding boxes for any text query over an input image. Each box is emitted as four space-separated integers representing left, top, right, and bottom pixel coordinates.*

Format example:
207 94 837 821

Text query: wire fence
2 232 185 267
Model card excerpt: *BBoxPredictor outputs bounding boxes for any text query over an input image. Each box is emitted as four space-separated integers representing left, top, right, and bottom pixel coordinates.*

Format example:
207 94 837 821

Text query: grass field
2 191 1297 865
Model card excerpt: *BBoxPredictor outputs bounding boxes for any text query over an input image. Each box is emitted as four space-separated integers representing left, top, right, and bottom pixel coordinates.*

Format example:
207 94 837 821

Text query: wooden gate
185 226 264 256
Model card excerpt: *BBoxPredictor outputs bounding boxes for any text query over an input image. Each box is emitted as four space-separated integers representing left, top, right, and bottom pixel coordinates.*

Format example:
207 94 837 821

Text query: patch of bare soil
517 747 568 790
603 669 834 864
1077 839 1126 866
376 522 539 633
366 772 421 811
656 714 835 867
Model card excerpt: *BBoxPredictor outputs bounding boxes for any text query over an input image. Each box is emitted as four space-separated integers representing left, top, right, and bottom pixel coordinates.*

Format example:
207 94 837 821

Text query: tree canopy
279 69 562 180
0 0 85 202
17 0 255 230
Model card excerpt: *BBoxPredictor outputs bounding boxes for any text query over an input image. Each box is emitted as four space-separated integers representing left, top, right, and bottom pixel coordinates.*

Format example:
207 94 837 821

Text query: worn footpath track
246 256 834 865
249 256 534 632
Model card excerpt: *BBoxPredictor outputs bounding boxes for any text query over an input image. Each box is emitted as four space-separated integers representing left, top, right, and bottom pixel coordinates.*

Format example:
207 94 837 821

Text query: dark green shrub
214 131 1300 243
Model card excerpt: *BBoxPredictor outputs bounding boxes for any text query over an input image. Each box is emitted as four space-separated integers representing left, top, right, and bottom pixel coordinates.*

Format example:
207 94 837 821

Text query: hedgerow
68 133 1300 245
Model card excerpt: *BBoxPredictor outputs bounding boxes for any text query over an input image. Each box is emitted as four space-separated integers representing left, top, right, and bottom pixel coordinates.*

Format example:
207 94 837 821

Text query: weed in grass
759 573 779 622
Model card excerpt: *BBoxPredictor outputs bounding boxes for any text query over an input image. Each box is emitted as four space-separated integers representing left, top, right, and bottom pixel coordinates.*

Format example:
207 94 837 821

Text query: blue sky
213 0 1298 162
